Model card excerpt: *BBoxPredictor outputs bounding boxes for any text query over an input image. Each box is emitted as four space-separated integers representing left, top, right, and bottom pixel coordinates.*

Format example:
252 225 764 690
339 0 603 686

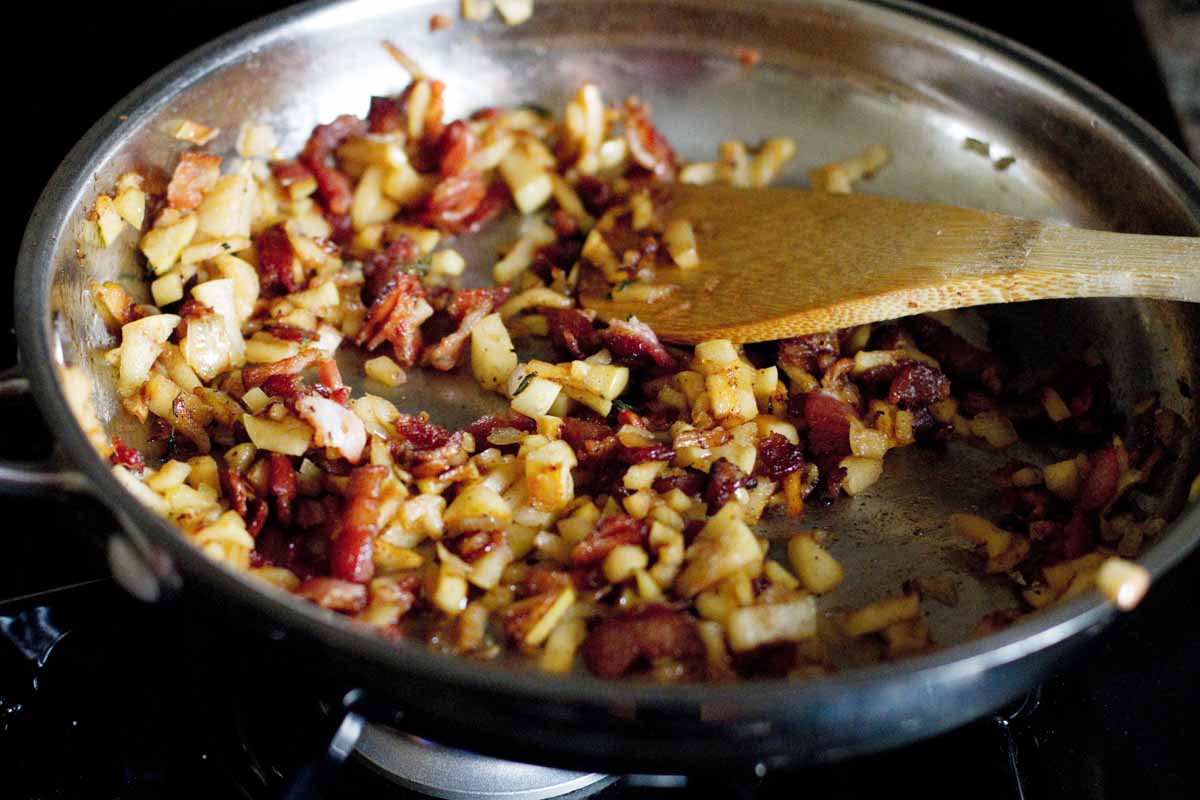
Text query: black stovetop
3 2 1198 799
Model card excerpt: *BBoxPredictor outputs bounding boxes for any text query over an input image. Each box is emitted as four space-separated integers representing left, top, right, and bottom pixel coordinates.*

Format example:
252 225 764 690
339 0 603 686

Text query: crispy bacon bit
888 363 951 409
295 577 368 612
905 315 1005 395
423 286 511 371
544 308 600 360
260 373 303 401
300 114 366 216
109 436 145 473
395 413 454 451
454 530 504 563
266 453 298 527
755 433 806 480
242 349 324 391
296 393 367 464
332 465 388 583
270 159 316 190
436 120 479 176
429 12 452 31
574 175 616 216
166 152 221 211
455 178 511 234
519 565 574 598
220 466 268 537
561 416 618 465
652 468 707 497
263 324 314 343
705 457 752 511
419 170 487 232
356 272 433 366
1061 512 1095 560
465 412 537 443
570 515 648 567
316 359 351 405
1079 447 1121 512
618 444 675 464
256 224 301 295
778 332 840 375
366 96 405 134
623 100 678 180
408 431 469 479
582 606 703 678
301 113 367 164
804 391 858 457
602 317 676 371
311 162 356 216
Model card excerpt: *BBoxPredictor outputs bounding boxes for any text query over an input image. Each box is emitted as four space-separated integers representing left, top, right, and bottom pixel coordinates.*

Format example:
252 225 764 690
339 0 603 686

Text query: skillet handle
0 368 92 496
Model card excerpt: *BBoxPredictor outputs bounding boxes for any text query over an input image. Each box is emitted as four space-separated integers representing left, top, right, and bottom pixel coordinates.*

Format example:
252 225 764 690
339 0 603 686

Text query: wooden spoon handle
1020 225 1200 303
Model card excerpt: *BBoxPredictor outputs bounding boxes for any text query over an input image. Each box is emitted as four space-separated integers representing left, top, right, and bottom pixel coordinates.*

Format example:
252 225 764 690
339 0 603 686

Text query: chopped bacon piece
705 457 752 511
256 224 301 294
574 176 616 216
356 272 433 366
270 159 316 190
263 324 315 343
561 416 618 465
220 466 268 537
423 286 510 371
301 114 367 165
1079 447 1121 512
266 453 298 527
602 317 676 371
295 577 368 612
453 530 504 563
778 332 840 375
296 394 367 464
465 412 537 444
1061 512 1096 560
436 120 479 176
804 391 858 457
454 178 511 234
618 444 675 465
582 606 703 679
755 433 806 480
242 349 324 391
418 170 487 232
310 162 356 216
109 436 145 474
544 308 600 360
623 100 678 180
314 359 351 405
332 465 388 583
570 515 648 567
366 96 405 134
300 114 367 216
260 373 303 401
888 363 951 409
166 152 221 211
904 315 1006 395
395 413 453 451
652 469 707 497
518 565 574 598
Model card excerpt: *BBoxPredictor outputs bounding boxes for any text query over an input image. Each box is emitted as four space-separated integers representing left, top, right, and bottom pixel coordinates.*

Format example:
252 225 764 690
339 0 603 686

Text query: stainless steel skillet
8 0 1200 772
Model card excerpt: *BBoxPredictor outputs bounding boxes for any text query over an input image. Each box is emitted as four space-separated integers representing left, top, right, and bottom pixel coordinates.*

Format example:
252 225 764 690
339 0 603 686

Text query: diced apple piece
140 214 199 274
471 313 518 393
788 532 844 594
242 413 313 456
117 314 180 396
727 597 817 652
196 173 257 239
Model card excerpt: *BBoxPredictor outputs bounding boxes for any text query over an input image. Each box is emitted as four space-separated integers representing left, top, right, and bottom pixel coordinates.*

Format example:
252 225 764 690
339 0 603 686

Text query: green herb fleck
405 253 432 277
221 242 232 251
513 373 534 396
612 398 638 413
963 137 990 157
993 156 1016 171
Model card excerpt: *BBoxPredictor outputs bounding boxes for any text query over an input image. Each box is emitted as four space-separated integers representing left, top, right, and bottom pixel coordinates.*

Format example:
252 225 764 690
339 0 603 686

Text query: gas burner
354 725 616 800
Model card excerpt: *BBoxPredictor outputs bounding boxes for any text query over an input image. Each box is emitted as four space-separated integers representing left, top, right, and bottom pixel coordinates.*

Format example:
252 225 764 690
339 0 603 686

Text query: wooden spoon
579 185 1200 344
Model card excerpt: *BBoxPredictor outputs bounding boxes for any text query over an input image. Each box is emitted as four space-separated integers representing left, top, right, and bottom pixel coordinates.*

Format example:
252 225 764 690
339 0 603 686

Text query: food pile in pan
75 66 1178 681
